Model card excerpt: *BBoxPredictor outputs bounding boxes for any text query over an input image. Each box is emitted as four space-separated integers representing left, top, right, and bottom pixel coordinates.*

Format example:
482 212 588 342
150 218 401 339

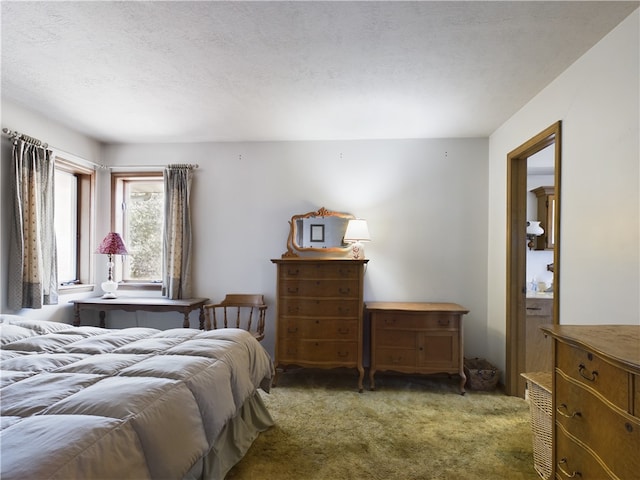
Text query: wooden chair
204 294 267 341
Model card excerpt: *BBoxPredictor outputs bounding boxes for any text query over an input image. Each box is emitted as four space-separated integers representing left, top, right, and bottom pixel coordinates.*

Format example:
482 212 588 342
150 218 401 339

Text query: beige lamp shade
344 219 370 260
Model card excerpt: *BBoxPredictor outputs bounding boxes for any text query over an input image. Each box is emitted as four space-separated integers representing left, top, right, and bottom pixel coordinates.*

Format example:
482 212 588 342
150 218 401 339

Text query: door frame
505 121 561 397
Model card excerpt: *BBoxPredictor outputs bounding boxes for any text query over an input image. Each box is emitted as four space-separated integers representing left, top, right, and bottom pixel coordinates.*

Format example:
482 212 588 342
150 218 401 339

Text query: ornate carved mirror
283 207 355 257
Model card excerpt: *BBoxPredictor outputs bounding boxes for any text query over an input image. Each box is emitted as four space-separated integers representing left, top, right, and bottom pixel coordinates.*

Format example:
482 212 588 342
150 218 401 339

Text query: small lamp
343 219 371 260
526 221 544 250
96 232 128 298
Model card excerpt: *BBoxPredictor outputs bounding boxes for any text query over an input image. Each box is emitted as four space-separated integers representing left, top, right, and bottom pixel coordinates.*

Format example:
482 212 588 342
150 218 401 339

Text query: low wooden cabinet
271 258 368 391
540 325 640 479
525 296 553 373
367 302 469 394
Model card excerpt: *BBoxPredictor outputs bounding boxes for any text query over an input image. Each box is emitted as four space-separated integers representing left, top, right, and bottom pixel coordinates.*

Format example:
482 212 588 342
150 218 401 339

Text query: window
112 172 164 285
54 158 95 290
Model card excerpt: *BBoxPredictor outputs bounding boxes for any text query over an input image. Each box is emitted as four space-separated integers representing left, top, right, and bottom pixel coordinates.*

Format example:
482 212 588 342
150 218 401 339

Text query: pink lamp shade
96 233 128 299
96 232 128 255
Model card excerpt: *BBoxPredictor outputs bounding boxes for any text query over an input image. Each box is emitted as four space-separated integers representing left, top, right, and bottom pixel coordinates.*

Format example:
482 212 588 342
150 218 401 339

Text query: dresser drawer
373 313 460 331
278 263 361 280
280 298 361 318
373 329 417 348
557 342 629 411
555 373 640 477
525 298 552 316
556 426 612 480
278 339 359 364
278 318 358 340
279 278 359 298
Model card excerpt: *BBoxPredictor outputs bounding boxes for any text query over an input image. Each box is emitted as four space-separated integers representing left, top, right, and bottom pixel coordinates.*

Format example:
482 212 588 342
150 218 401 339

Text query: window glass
54 170 78 283
113 174 164 283
54 158 95 290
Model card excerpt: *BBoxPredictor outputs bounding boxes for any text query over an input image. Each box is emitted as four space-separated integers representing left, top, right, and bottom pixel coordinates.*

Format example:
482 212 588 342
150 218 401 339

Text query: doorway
505 121 561 397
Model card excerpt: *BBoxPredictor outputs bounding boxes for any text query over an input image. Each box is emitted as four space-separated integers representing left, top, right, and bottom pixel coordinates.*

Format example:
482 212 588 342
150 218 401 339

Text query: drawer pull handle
526 307 542 311
438 319 450 326
338 328 350 334
557 458 581 478
287 327 298 333
625 422 634 433
287 287 299 294
338 288 351 295
578 363 598 382
287 269 300 276
556 404 581 419
337 351 349 357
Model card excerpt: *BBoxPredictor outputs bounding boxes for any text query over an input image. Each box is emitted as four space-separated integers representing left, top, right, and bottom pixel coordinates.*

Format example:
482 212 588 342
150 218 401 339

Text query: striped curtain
8 139 58 309
162 164 193 299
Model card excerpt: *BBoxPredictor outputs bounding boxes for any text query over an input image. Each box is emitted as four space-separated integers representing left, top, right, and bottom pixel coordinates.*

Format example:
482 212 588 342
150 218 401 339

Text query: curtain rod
2 127 107 169
110 163 199 170
3 128 199 170
3 127 49 148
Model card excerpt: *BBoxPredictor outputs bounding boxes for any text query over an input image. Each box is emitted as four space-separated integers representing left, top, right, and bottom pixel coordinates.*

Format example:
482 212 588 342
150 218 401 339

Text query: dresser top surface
271 258 369 264
540 324 640 372
365 302 469 314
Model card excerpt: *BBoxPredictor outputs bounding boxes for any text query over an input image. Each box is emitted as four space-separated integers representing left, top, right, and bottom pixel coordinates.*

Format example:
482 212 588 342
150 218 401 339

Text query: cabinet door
418 331 459 370
525 298 553 372
533 186 555 250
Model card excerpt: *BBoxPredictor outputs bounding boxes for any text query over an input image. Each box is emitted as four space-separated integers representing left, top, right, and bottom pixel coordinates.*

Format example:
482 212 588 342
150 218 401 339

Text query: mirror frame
283 207 355 257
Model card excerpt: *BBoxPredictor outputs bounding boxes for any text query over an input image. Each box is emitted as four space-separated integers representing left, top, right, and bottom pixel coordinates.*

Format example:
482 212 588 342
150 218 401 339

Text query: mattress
0 315 274 479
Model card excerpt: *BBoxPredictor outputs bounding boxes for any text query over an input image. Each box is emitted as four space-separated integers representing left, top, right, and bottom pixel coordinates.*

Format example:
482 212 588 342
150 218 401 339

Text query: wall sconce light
96 232 128 298
526 221 544 250
343 219 371 260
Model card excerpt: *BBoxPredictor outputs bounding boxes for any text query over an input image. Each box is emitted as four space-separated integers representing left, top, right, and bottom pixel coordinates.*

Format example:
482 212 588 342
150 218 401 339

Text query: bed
0 314 275 479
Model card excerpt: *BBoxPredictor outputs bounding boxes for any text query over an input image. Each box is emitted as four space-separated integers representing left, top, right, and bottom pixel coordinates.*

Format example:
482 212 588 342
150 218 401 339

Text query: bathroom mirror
283 207 355 257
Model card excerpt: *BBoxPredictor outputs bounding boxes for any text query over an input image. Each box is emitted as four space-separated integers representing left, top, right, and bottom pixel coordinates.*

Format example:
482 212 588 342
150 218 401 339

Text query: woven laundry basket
521 372 553 480
463 357 500 391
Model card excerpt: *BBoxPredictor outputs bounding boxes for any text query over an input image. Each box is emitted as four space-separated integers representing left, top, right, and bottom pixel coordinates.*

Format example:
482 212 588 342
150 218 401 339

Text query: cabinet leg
99 311 106 329
459 371 467 395
369 369 376 391
357 366 364 393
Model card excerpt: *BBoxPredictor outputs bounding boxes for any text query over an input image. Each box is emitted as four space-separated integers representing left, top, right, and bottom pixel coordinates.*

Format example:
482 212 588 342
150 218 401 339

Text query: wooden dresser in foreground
366 302 469 394
540 325 640 479
271 258 368 392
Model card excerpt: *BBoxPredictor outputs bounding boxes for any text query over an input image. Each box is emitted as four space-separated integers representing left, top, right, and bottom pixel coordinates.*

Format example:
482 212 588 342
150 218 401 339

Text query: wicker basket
463 357 500 391
521 372 553 480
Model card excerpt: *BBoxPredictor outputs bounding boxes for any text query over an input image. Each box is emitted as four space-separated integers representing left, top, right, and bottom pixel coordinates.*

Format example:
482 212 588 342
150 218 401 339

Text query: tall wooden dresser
271 258 368 391
540 325 640 479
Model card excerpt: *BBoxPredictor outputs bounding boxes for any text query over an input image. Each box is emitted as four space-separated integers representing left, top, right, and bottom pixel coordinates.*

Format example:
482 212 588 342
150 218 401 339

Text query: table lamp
343 219 371 260
526 221 544 250
96 232 128 298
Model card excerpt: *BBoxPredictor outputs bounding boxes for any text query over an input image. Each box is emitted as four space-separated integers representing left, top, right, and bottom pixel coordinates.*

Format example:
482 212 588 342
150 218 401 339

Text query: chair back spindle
204 294 267 341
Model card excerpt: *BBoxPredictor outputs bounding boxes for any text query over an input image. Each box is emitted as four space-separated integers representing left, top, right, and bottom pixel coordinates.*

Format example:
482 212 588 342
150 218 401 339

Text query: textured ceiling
1 1 638 144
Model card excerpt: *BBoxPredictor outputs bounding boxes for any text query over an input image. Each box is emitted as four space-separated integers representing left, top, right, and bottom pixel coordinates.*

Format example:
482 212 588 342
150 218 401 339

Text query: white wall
102 138 489 357
488 10 640 374
0 105 490 360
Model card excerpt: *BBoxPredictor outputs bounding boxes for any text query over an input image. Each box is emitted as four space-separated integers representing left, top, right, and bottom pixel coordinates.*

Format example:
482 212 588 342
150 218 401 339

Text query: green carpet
227 369 540 480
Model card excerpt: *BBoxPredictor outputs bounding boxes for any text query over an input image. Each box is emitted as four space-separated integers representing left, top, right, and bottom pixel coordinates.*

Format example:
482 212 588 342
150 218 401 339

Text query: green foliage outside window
128 192 163 281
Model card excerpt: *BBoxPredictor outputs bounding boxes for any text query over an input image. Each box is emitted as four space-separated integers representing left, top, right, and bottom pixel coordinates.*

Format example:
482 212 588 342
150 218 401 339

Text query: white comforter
0 316 274 479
